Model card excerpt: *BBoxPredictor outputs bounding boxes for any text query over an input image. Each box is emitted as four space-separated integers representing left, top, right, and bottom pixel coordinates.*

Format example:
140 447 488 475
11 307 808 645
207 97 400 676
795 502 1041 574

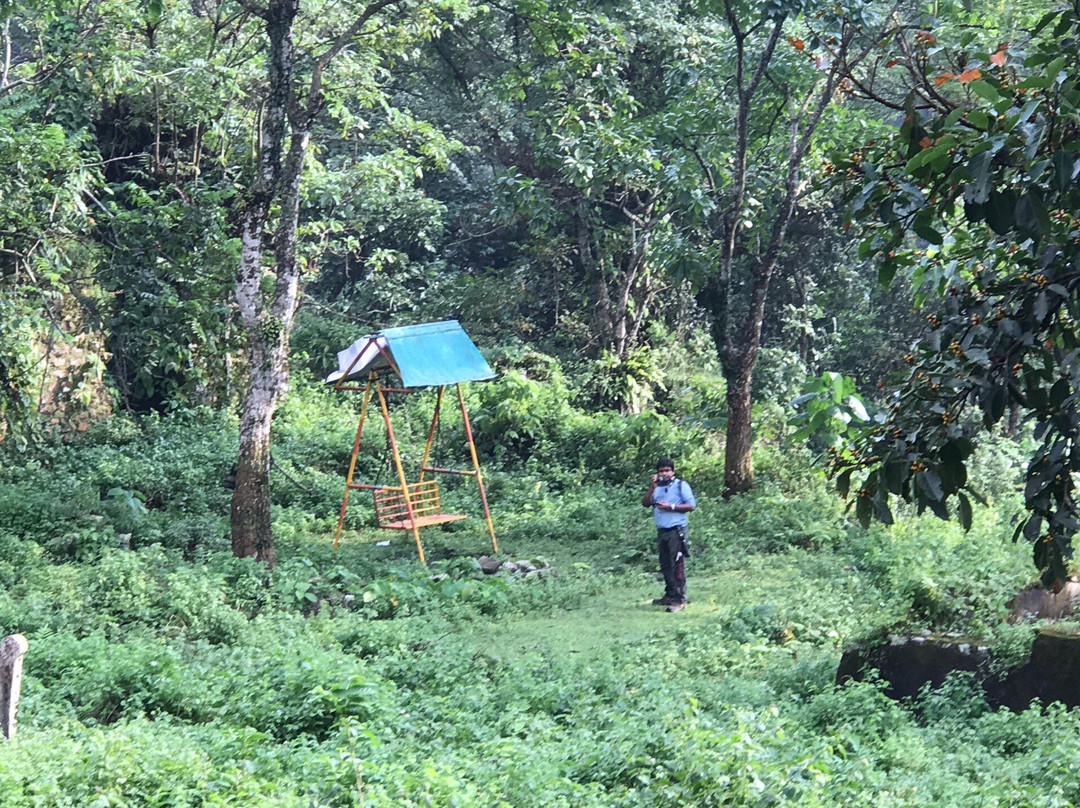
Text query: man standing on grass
642 457 696 612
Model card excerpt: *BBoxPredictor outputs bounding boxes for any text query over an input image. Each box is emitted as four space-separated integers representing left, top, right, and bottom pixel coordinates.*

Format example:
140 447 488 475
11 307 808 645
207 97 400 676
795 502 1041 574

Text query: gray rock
1008 580 1080 622
838 629 1080 711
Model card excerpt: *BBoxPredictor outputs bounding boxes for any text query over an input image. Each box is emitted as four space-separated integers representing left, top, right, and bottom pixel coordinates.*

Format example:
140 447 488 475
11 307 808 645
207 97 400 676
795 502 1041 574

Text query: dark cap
656 457 675 471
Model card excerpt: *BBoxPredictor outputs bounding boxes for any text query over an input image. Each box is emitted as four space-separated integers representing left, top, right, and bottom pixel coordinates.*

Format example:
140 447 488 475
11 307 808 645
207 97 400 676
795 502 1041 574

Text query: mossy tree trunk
230 0 404 563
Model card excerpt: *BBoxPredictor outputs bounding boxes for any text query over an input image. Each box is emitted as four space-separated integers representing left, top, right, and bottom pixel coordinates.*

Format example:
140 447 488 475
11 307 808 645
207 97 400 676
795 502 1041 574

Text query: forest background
4 0 1080 804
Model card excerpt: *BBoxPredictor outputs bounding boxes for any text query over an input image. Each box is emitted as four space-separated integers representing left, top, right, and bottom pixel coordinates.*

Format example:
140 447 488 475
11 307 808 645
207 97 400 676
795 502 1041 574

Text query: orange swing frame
331 366 498 565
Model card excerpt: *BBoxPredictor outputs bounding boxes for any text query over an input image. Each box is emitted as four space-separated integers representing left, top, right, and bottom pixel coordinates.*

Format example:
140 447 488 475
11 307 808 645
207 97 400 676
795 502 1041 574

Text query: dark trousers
658 526 687 603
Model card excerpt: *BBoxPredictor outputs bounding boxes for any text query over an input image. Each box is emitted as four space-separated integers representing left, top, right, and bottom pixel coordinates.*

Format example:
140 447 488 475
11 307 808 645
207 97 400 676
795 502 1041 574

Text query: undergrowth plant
0 369 1072 807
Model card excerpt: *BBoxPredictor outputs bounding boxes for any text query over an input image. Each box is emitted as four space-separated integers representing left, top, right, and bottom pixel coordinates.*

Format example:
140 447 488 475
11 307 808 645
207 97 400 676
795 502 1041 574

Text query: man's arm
642 474 659 507
674 481 696 512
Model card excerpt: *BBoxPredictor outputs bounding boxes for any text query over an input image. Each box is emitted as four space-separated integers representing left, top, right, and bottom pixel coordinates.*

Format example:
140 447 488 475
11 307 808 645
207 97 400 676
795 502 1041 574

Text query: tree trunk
577 196 661 363
229 0 300 564
232 375 277 564
694 0 855 497
724 365 754 494
227 0 398 562
231 201 291 564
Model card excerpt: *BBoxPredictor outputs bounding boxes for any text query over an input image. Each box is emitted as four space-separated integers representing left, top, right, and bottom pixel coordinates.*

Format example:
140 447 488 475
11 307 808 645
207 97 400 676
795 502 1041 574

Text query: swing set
327 321 498 564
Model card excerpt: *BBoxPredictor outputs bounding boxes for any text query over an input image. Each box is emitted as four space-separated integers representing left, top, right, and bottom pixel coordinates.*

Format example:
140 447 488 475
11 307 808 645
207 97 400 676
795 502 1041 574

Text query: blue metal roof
327 320 495 387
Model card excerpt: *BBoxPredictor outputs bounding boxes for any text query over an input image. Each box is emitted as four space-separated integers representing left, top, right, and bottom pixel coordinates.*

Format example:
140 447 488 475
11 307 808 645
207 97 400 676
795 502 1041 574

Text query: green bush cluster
465 363 723 492
0 410 235 560
839 506 1032 637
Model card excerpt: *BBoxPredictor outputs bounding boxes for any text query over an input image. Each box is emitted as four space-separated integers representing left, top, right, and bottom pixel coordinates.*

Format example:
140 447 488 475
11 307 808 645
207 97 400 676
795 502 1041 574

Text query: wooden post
1 634 28 741
377 380 426 564
419 386 444 485
333 373 376 550
457 384 498 554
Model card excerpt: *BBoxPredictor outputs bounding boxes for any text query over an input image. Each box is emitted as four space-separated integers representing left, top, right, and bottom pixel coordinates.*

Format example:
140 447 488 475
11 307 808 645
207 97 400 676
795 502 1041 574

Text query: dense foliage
835 1 1080 586
0 0 913 470
4 0 1080 803
0 376 1068 807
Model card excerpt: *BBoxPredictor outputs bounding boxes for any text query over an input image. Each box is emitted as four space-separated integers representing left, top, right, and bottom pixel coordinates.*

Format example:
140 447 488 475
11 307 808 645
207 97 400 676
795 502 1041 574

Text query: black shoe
652 597 675 606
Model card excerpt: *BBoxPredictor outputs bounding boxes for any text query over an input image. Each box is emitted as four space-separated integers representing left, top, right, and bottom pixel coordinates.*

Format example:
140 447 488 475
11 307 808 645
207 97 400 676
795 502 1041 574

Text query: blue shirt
651 477 696 529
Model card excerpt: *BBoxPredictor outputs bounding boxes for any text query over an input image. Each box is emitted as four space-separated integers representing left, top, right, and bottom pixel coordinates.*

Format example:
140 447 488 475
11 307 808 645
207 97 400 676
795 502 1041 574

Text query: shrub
0 531 46 587
694 477 850 557
0 467 99 543
211 618 398 741
0 719 313 807
23 631 190 724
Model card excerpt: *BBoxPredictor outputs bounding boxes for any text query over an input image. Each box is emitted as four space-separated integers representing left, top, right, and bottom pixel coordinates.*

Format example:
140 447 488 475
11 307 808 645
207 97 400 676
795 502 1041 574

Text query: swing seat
372 479 468 530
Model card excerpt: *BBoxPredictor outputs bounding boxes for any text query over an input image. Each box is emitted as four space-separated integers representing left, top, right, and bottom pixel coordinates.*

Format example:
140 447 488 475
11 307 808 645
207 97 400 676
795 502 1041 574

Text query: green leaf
829 371 846 403
788 425 814 443
1026 375 1049 410
1017 75 1054 90
940 439 968 465
966 109 990 129
964 199 986 223
878 258 898 286
965 150 993 204
927 496 950 520
845 395 869 421
905 144 949 174
957 491 973 530
836 469 852 498
938 453 967 493
873 493 894 525
883 460 909 495
1034 534 1049 568
1044 55 1068 80
1033 9 1062 36
917 469 944 501
833 466 851 499
985 190 1016 235
969 81 1003 104
914 214 944 245
1049 378 1070 408
1052 150 1075 195
855 493 872 529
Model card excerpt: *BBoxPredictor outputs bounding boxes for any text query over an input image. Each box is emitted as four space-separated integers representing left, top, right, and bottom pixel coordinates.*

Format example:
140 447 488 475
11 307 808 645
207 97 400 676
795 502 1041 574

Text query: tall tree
414 0 897 429
228 0 469 563
0 0 125 440
483 3 671 366
677 0 891 496
412 1 690 395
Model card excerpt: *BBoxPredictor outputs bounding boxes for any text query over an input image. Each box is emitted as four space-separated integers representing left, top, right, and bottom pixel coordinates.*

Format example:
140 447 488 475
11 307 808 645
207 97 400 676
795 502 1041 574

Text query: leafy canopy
836 3 1080 586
